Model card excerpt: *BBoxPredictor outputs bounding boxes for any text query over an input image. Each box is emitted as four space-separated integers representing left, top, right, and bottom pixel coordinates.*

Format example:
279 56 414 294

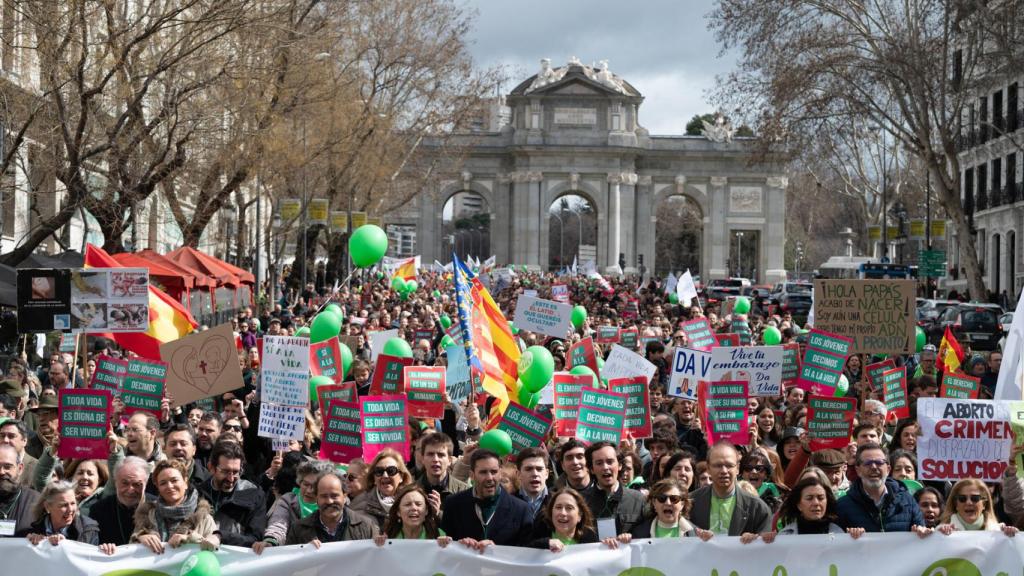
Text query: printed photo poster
551 284 570 304
513 295 573 338
160 323 243 408
121 358 167 416
257 404 306 441
57 388 112 461
361 394 409 461
714 333 740 347
806 396 856 452
496 403 552 454
940 373 981 400
596 325 620 345
261 336 311 407
89 354 127 395
567 337 600 378
796 329 852 396
708 346 784 397
66 268 149 333
781 343 801 387
404 366 446 419
681 318 716 351
553 372 589 437
882 366 910 420
704 380 749 446
320 399 362 463
575 386 628 445
16 268 72 332
315 382 357 411
618 328 639 351
310 337 345 385
918 398 1013 483
669 347 710 400
369 354 413 396
866 359 896 394
610 376 652 439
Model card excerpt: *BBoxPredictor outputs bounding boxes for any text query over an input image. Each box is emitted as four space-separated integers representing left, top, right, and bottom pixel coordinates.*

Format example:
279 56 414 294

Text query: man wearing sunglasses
836 443 932 536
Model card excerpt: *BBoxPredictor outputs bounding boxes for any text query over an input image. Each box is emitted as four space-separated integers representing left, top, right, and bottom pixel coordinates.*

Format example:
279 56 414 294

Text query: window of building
610 103 622 131
1010 83 1020 132
978 163 988 209
994 89 1004 133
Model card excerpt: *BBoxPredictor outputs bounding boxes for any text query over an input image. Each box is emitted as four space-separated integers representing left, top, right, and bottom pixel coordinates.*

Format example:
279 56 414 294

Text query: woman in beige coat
131 460 220 554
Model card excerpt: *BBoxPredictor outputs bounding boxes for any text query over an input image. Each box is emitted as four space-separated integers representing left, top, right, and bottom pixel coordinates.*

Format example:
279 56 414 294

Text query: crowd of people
0 268 1016 562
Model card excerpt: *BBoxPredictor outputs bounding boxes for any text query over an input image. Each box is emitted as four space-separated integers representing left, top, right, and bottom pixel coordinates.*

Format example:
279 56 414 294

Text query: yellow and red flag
392 257 418 282
84 244 197 360
939 326 965 374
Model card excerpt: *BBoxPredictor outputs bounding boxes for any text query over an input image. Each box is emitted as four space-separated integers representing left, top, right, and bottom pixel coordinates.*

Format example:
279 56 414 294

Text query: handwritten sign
405 366 446 419
161 323 243 408
257 404 306 440
918 398 1012 483
812 279 917 354
882 366 910 419
310 337 345 385
553 373 588 437
496 403 552 454
704 380 749 445
941 373 981 400
121 359 167 416
90 354 127 395
58 389 111 460
445 345 473 402
361 395 409 461
669 347 710 400
513 295 572 338
681 318 716 350
610 376 652 439
601 344 656 384
576 386 627 445
806 396 856 452
369 354 413 396
261 336 311 407
796 329 852 396
320 399 362 463
709 346 784 397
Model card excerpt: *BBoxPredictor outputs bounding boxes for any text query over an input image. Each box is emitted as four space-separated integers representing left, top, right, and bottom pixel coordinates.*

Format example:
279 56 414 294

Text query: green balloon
916 326 926 353
570 305 587 329
439 314 452 329
348 224 389 268
178 550 221 576
310 311 342 343
377 271 386 279
518 345 554 393
440 335 455 349
295 326 310 337
432 289 441 298
733 296 751 315
338 342 353 380
834 375 850 398
509 322 519 335
763 326 782 345
382 337 413 358
518 385 541 409
309 375 333 405
569 365 598 388
919 558 981 576
325 303 343 318
478 429 513 457
391 276 407 291
407 280 419 292
668 292 679 304
596 356 604 372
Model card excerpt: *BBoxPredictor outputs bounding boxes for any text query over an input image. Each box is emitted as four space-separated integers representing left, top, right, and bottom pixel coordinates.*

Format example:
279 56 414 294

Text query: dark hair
542 488 594 542
516 447 548 471
584 441 617 470
469 449 500 471
130 412 160 432
645 341 665 355
619 450 643 482
740 451 773 480
199 412 223 428
383 484 442 539
779 475 838 525
646 478 693 517
754 404 783 445
889 449 918 473
164 423 197 446
209 438 247 468
890 419 918 452
855 442 887 464
418 432 454 457
556 438 588 466
152 459 190 488
852 423 881 440
662 449 697 491
915 486 944 508
0 419 27 440
0 393 16 411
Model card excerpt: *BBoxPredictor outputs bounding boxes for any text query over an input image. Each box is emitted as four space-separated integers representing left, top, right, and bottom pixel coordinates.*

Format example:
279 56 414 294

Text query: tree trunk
0 200 80 266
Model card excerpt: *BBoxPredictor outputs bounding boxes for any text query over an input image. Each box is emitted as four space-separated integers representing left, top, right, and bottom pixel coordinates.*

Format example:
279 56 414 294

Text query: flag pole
70 332 80 389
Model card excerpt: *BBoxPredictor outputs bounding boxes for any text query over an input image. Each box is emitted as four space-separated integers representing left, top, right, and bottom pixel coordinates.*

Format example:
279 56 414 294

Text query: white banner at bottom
2 533 1023 575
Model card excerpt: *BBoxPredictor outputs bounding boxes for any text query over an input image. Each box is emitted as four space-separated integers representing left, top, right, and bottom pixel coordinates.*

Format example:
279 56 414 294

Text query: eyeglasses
956 494 987 504
858 459 888 468
224 425 242 432
743 465 769 473
655 494 683 504
373 465 400 478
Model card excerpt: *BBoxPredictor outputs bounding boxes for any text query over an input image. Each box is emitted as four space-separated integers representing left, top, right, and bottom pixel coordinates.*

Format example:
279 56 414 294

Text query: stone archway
546 192 599 271
654 194 703 277
441 190 491 262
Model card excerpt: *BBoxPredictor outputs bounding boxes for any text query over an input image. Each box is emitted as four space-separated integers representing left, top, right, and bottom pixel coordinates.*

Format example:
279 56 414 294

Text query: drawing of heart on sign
160 323 245 408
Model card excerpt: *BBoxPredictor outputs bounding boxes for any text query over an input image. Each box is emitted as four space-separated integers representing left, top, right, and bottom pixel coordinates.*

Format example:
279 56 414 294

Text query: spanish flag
84 244 198 360
939 326 965 374
393 256 418 282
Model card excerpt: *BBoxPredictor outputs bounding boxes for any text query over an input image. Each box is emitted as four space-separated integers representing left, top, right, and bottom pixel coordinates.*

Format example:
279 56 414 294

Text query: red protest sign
90 354 127 395
940 373 981 400
610 376 652 439
310 337 345 384
596 325 620 344
405 366 446 419
704 380 748 445
881 366 910 420
496 403 552 454
681 318 716 351
316 382 356 412
714 333 740 347
121 358 167 416
58 388 112 461
806 395 856 452
866 359 896 393
320 399 362 463
567 337 600 377
618 328 639 351
369 354 413 396
552 372 589 437
781 343 801 387
361 394 409 461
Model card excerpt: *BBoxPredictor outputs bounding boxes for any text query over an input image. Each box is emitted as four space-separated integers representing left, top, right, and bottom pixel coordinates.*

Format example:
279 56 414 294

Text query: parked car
769 281 812 305
705 278 750 306
778 293 812 322
928 303 1004 351
1000 312 1014 332
916 299 958 331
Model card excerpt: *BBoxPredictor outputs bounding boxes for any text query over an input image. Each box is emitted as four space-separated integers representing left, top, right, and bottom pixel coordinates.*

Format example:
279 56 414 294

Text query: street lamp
795 241 804 279
736 232 744 277
550 211 565 270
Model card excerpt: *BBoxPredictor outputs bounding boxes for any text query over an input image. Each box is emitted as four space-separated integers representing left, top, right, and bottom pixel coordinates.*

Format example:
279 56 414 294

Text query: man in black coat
88 456 150 545
196 440 267 546
440 449 533 548
581 441 645 537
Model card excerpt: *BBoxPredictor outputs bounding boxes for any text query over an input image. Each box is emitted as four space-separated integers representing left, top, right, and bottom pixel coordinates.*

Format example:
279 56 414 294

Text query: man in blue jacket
441 449 533 549
837 443 934 537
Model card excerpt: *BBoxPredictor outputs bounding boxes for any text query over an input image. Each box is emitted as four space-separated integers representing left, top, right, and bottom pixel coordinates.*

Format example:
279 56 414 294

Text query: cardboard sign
121 358 167 416
513 295 573 338
918 398 1012 482
806 396 856 452
315 382 356 411
261 336 311 407
369 354 413 396
601 344 657 384
619 328 639 350
610 376 652 439
668 347 710 400
781 343 800 386
320 399 362 463
405 366 446 419
704 380 749 445
567 337 600 377
444 344 473 403
496 403 552 454
369 329 399 362
57 389 111 460
714 333 740 347
90 354 127 395
681 318 716 351
866 359 896 394
596 325 620 344
553 373 589 437
551 284 570 304
882 366 910 419
576 386 628 445
940 373 981 400
361 394 409 461
708 346 784 397
161 323 244 408
796 329 852 396
812 280 917 354
310 337 345 385
257 403 306 440
730 320 752 345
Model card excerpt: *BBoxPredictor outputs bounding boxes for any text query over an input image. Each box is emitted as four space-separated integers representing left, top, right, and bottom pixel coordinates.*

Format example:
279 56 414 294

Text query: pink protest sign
58 388 112 461
360 394 409 461
320 399 362 463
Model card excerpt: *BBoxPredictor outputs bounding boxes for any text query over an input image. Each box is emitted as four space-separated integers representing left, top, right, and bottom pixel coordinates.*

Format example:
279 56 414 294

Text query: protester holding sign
526 488 598 551
629 479 711 540
762 476 849 540
17 480 100 546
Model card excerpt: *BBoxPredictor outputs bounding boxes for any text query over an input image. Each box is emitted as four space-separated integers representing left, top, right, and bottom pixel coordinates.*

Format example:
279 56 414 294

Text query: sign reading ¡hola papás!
812 279 917 355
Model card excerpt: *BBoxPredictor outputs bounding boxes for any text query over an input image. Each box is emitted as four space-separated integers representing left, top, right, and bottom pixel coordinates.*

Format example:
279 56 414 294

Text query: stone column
492 173 511 265
635 175 654 277
509 172 531 266
530 171 544 269
619 172 638 274
708 176 729 279
606 173 622 274
417 187 438 262
764 176 788 283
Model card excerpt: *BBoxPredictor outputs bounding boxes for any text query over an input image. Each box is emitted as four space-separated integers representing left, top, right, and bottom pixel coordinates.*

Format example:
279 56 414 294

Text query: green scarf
292 488 318 518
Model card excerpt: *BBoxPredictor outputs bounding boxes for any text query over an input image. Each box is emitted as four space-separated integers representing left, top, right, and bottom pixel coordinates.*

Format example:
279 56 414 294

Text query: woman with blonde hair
937 478 1018 537
349 448 414 530
17 480 100 547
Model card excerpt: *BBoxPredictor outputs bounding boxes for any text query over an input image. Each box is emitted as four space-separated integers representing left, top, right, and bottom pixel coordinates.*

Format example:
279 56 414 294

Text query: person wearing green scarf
936 479 1018 537
254 460 334 554
372 485 450 547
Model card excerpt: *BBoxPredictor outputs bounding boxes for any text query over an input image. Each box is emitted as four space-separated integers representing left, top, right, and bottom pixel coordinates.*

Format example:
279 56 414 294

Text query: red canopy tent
167 246 252 312
134 249 220 321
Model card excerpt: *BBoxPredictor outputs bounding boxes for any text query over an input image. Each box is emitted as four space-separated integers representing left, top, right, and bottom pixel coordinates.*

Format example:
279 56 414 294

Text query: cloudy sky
462 0 736 135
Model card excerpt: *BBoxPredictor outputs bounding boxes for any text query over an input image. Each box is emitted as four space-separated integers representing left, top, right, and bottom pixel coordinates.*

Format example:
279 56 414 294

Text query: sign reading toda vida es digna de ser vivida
58 388 112 460
361 394 409 461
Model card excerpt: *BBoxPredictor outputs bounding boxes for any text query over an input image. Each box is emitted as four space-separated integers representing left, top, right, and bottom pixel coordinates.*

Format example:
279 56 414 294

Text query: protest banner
315 382 356 411
668 347 710 400
680 318 716 350
361 395 409 461
121 358 167 416
796 329 852 396
405 366 446 419
310 336 345 385
610 376 652 439
918 398 1012 482
553 373 589 437
370 354 413 396
704 380 749 445
714 333 740 347
257 404 306 440
320 399 362 463
812 279 917 354
576 386 627 444
730 320 752 345
806 396 856 452
601 344 657 384
782 343 800 386
89 354 127 395
618 328 639 350
866 359 896 393
513 295 573 338
57 388 111 460
369 329 399 362
708 346 784 397
261 336 310 407
882 366 910 419
496 403 552 454
160 323 243 408
940 373 981 400
567 337 600 377
596 325 620 344
551 284 570 303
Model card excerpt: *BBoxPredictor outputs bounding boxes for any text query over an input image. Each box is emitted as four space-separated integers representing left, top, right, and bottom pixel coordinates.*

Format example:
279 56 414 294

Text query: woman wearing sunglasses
373 485 451 547
630 479 713 540
936 479 1018 537
349 449 414 530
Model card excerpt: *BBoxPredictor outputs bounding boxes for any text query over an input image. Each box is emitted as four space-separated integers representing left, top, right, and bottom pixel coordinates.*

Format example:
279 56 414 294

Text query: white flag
676 269 699 307
664 274 678 295
571 256 578 275
995 292 1024 400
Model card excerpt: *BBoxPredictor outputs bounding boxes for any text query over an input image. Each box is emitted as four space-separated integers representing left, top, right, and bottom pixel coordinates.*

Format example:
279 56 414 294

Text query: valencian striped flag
453 253 520 425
